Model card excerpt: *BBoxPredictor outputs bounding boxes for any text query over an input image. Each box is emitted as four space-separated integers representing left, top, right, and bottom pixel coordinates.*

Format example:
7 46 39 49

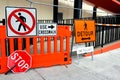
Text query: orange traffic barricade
0 25 72 74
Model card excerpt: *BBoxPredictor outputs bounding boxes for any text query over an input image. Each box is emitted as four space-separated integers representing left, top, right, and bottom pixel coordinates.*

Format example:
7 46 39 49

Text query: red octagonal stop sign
7 50 32 73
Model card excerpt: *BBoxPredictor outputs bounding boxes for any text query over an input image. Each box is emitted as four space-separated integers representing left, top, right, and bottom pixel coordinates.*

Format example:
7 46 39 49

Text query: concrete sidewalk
1 48 120 80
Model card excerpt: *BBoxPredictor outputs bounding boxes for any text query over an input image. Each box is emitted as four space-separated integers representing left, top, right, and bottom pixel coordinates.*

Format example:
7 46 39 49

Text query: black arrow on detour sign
48 25 54 29
81 37 91 40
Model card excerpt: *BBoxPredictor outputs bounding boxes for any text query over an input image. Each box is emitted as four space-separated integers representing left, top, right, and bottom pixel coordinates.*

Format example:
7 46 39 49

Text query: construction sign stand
76 46 94 62
73 19 96 61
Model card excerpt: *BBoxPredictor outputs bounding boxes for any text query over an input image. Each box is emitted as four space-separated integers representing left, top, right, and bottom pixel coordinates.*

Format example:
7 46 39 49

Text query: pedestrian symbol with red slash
5 7 37 37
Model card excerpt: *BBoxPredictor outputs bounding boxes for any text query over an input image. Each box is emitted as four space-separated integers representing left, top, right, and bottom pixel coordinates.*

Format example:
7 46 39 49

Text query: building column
73 0 83 19
53 0 58 23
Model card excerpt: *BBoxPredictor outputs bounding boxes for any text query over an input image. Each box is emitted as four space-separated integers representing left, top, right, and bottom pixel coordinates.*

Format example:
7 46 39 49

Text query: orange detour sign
74 20 96 43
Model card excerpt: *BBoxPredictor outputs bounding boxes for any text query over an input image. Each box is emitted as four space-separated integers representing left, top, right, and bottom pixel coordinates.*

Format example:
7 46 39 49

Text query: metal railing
38 15 120 48
1 15 120 48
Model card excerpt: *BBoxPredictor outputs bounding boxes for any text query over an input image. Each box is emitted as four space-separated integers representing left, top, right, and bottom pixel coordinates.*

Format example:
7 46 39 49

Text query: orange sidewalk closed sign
74 20 96 43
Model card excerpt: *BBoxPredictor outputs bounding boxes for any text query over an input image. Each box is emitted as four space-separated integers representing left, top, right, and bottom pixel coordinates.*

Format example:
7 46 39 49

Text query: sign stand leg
70 25 75 57
91 42 94 61
91 52 94 61
77 54 80 64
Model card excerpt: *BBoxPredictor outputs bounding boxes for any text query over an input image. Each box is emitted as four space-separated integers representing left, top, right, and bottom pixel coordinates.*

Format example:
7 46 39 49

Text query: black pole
53 0 58 23
70 0 83 56
101 26 104 53
73 0 83 19
93 7 97 19
101 27 104 47
92 7 97 47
